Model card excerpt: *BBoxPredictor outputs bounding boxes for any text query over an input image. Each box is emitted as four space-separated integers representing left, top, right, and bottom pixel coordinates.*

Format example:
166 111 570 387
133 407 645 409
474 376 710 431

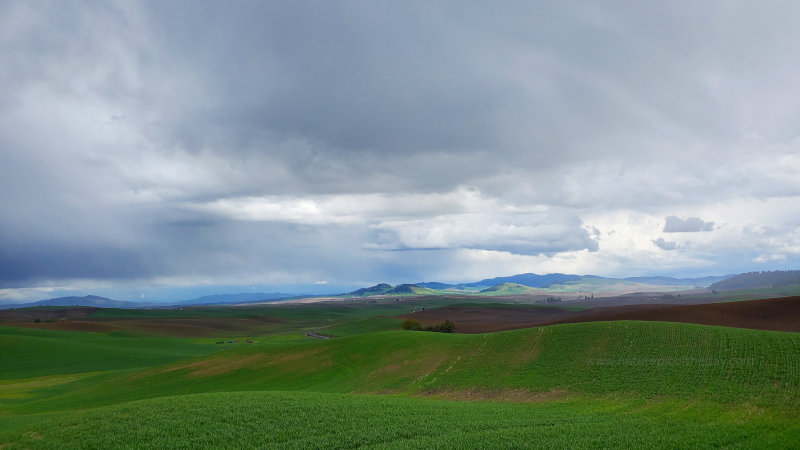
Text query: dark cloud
0 242 152 289
2 1 800 299
663 216 715 233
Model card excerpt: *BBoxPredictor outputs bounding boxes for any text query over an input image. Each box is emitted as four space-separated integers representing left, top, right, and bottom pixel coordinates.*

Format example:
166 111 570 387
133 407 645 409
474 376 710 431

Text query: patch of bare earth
6 320 122 333
0 307 98 321
24 432 43 441
550 296 800 332
421 387 570 403
371 363 402 376
401 296 800 333
400 305 581 334
160 347 327 378
104 316 288 337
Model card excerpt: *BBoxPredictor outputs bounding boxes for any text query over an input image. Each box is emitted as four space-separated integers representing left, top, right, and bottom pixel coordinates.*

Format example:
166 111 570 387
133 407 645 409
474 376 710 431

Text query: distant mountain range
417 273 732 290
350 273 737 298
415 273 582 289
0 295 147 310
182 292 301 305
0 292 306 309
1 272 754 309
467 273 585 288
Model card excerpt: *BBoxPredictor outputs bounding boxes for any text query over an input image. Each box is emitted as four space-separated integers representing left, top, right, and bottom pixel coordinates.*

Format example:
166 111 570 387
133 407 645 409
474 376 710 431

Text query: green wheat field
1 304 799 448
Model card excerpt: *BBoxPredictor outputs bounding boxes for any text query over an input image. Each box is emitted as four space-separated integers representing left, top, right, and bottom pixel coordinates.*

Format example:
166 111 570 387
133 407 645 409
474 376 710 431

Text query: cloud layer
2 1 800 300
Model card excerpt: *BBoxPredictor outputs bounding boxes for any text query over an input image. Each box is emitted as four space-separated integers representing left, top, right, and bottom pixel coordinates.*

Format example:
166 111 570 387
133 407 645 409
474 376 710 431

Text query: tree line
402 319 455 333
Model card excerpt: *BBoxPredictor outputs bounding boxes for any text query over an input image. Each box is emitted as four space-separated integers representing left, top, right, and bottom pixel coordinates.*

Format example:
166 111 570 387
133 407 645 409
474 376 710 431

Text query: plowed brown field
402 296 800 333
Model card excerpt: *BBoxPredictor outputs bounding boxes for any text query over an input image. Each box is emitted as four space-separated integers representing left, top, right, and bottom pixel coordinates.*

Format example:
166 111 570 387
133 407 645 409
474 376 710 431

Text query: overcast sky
2 1 799 302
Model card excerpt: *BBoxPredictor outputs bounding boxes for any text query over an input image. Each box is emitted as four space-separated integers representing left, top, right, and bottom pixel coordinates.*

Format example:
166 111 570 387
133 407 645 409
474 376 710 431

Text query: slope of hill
349 283 394 296
478 283 536 295
415 281 456 290
465 273 582 288
710 270 800 290
348 283 437 297
387 284 437 295
7 321 798 413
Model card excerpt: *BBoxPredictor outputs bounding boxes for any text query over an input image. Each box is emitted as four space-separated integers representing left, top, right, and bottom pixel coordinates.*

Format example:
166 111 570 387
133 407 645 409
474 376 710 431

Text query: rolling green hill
3 390 796 449
1 319 798 447
4 322 799 411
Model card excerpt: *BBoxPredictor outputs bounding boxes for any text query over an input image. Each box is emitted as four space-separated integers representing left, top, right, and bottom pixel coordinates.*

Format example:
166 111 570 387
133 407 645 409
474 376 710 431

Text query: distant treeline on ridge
709 270 800 290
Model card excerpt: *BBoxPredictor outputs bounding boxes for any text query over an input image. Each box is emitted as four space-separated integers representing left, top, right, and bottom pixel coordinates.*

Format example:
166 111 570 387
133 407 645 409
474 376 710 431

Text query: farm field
1 295 800 447
2 391 798 449
405 296 800 333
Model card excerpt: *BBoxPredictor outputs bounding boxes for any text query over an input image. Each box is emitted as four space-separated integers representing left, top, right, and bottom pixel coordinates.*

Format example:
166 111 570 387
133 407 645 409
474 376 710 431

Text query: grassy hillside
4 321 798 413
0 327 219 379
2 391 797 449
1 319 798 447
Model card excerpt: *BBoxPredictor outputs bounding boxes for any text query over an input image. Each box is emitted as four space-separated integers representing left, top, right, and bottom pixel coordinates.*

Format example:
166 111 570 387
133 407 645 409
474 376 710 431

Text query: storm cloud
2 1 800 301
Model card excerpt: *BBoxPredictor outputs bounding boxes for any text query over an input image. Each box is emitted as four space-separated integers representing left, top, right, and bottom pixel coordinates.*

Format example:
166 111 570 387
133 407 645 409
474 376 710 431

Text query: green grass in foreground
1 320 799 447
2 391 798 449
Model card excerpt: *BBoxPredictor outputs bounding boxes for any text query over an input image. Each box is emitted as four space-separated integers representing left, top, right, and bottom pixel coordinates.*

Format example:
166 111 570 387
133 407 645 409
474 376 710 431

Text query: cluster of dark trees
402 319 455 333
710 270 800 290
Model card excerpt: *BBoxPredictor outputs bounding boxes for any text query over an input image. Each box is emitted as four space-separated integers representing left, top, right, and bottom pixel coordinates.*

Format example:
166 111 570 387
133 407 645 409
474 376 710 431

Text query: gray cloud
2 1 800 299
663 216 715 233
652 238 678 251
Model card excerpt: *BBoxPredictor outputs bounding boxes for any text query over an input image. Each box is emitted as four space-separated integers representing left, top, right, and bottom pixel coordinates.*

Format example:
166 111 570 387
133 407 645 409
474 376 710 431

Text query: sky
1 1 800 303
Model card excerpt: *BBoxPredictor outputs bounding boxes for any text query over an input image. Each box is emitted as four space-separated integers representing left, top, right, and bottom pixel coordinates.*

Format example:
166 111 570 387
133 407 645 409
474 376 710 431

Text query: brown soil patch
188 354 269 377
402 296 800 333
0 307 289 337
24 432 43 441
111 316 288 337
551 296 800 332
422 387 570 403
5 320 122 333
163 347 326 378
0 307 98 321
401 305 580 334
371 363 402 376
